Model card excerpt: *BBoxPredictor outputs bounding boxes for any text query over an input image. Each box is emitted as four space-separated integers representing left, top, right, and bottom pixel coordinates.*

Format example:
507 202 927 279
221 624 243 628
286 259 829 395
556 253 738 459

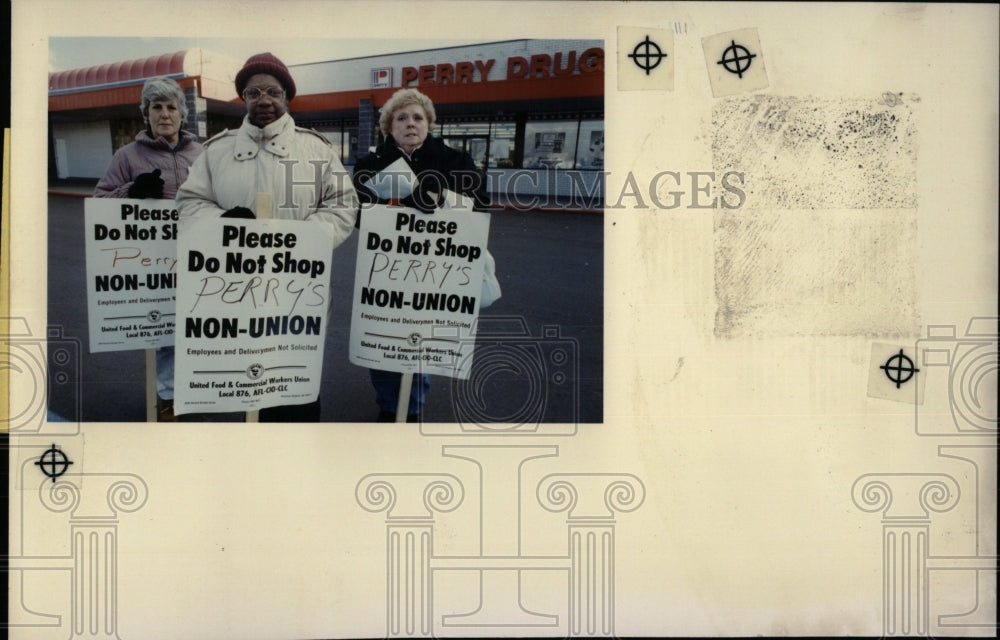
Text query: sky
49 37 491 73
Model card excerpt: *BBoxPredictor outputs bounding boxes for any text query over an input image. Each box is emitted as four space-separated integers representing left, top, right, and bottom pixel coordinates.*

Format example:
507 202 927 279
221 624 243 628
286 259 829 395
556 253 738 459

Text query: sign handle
395 373 413 423
246 193 273 424
145 349 156 422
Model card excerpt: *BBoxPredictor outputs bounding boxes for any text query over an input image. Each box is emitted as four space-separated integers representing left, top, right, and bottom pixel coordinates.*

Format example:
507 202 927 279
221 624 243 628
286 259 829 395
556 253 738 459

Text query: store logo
371 67 392 89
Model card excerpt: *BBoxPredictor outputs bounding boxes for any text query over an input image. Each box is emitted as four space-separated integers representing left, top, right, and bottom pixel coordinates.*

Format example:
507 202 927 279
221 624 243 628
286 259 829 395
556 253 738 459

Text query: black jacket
353 134 489 213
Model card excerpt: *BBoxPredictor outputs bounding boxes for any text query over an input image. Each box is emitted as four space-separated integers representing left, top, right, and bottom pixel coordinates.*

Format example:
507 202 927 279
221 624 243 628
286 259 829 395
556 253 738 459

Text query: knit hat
235 52 296 101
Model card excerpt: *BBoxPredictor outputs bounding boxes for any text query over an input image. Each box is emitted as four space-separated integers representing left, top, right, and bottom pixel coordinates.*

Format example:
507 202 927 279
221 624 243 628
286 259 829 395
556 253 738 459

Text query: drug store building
48 39 605 205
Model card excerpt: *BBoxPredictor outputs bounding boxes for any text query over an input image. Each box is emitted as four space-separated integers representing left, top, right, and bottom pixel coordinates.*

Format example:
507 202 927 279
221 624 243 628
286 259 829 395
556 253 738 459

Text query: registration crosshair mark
35 444 74 483
880 349 920 389
628 35 667 76
717 40 757 79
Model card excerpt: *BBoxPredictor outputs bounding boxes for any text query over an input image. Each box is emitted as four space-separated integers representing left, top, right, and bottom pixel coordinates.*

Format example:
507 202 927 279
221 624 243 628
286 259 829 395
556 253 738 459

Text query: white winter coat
176 113 358 249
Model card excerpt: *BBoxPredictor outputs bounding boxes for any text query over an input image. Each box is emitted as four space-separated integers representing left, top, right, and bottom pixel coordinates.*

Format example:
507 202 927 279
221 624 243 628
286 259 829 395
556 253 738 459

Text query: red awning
49 50 189 91
49 77 201 112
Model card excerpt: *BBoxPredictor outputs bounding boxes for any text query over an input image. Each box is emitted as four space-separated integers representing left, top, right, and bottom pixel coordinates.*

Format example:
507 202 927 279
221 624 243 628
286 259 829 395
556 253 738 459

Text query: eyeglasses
242 87 285 101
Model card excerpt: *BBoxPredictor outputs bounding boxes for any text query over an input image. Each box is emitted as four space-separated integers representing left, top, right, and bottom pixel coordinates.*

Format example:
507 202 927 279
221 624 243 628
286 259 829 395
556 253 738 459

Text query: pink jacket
94 129 203 199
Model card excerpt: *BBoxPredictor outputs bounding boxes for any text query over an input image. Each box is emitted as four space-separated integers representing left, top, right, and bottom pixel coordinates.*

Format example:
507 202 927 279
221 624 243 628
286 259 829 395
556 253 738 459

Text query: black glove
401 182 442 214
221 206 256 219
127 169 164 199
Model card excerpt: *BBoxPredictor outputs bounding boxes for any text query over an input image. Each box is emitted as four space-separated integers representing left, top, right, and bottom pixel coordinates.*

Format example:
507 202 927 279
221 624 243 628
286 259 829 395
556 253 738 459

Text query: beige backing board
6 1 998 637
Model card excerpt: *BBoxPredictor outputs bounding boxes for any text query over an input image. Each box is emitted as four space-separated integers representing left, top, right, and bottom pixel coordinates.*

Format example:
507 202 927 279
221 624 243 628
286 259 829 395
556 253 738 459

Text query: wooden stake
395 373 413 423
145 349 157 422
246 192 273 423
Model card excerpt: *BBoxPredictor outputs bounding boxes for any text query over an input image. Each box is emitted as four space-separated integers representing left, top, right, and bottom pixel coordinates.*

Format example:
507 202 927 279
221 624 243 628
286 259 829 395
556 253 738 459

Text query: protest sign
173 217 334 414
84 198 179 353
349 203 491 379
362 157 417 200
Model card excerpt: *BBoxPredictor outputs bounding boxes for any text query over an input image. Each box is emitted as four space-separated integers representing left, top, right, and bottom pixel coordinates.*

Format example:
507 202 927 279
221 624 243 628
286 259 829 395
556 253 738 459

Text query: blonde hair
379 88 436 136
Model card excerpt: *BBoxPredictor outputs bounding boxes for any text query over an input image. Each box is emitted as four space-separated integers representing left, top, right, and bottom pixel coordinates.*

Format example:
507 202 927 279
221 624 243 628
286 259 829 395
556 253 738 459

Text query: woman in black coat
352 88 489 421
353 90 488 213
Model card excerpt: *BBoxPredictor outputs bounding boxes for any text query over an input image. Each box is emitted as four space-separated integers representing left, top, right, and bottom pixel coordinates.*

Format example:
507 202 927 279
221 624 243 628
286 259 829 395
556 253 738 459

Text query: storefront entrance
443 135 490 171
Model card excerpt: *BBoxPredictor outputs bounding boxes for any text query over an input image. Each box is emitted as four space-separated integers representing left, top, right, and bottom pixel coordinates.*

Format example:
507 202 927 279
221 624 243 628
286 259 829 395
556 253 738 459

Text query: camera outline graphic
421 315 580 436
914 316 998 436
1 317 82 435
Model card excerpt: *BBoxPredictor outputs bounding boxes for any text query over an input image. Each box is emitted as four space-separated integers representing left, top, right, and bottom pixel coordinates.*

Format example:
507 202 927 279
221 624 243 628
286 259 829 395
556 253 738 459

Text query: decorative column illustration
10 467 149 639
852 473 961 636
356 449 646 638
855 317 997 636
356 473 465 638
538 474 645 637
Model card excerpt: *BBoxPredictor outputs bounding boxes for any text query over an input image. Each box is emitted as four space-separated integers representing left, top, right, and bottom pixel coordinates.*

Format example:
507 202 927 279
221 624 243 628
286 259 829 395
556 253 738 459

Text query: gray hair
139 76 188 126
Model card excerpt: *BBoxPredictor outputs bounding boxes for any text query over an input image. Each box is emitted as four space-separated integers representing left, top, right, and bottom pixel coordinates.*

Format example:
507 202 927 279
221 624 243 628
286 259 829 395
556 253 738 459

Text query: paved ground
45 192 603 424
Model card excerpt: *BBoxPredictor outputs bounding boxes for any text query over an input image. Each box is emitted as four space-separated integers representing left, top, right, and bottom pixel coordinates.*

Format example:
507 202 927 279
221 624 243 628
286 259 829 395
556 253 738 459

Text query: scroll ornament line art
8 460 150 639
357 451 645 638
854 317 1000 635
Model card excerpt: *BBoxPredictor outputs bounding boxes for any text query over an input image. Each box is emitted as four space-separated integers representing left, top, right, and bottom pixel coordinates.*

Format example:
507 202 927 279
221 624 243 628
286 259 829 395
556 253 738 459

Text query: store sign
371 67 392 89
401 47 603 87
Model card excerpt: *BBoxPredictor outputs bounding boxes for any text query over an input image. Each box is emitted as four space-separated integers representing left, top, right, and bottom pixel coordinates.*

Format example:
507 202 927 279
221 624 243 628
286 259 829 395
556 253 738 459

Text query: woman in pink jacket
93 76 203 420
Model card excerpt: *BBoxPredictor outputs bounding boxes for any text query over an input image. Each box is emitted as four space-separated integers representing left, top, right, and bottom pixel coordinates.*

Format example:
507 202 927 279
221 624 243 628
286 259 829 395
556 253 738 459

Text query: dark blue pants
370 369 431 416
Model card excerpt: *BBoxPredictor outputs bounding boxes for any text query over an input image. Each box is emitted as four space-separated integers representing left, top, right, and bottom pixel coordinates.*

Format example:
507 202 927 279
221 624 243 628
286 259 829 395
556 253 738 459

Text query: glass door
443 135 490 171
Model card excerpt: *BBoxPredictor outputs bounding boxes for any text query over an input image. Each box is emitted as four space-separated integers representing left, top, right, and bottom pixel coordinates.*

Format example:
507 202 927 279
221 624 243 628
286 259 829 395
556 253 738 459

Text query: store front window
523 120 580 169
438 121 492 170
388 115 602 170
110 118 143 153
317 129 346 161
575 120 604 170
312 122 359 165
488 122 517 168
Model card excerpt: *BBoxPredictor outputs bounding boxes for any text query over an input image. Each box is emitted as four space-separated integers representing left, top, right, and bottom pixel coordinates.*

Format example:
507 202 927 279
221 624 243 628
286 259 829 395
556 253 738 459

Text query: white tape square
702 27 768 97
618 26 674 91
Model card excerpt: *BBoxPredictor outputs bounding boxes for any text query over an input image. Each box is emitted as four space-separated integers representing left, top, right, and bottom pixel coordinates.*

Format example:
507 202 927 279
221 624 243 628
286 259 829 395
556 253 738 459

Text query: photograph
45 36 605 424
